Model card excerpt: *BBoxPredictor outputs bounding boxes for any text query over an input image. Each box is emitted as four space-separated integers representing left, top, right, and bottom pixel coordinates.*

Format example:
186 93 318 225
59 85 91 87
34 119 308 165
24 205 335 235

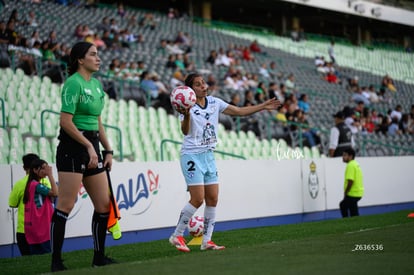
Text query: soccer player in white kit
169 73 281 252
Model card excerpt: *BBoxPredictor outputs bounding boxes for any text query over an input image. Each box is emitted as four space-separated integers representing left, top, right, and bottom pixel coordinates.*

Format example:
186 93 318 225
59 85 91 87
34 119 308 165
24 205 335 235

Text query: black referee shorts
56 129 105 177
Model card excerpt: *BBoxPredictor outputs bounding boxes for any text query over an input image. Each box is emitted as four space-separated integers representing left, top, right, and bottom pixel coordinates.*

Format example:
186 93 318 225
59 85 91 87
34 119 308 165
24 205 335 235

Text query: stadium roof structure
281 0 414 27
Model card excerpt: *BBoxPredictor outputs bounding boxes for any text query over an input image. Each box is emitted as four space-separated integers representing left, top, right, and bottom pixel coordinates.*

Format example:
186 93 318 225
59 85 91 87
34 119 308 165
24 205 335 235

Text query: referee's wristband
103 150 114 155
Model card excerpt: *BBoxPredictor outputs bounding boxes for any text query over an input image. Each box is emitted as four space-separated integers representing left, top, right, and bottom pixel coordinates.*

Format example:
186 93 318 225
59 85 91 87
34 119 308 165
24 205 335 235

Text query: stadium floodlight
354 4 365 14
371 7 381 17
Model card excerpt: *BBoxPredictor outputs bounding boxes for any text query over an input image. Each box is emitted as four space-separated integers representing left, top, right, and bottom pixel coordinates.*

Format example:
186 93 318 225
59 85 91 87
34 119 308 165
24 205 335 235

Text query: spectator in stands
206 74 219 96
284 73 296 95
243 89 256 106
140 70 160 99
9 154 51 256
206 49 217 65
367 85 379 103
229 92 241 107
73 24 84 40
267 82 279 101
387 116 401 135
165 40 184 55
166 54 177 70
92 33 106 50
381 74 397 92
298 94 310 114
249 39 262 53
109 18 120 34
242 45 254 61
361 113 375 134
29 40 43 58
174 53 186 71
28 30 40 48
24 11 39 28
398 113 412 134
258 62 270 79
23 158 58 255
344 106 361 135
50 42 116 271
351 87 370 106
95 16 111 33
296 109 319 147
255 83 267 104
170 69 185 88
329 111 354 157
375 114 389 135
117 2 126 18
340 148 364 218
215 48 234 67
279 83 287 103
378 87 392 103
174 31 192 53
138 12 157 30
0 20 9 45
346 76 359 93
8 9 22 26
268 61 282 81
390 104 403 122
5 19 18 44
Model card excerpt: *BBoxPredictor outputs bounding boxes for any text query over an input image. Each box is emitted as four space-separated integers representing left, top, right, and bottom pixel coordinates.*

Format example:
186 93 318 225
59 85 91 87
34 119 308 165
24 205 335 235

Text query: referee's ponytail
68 42 94 76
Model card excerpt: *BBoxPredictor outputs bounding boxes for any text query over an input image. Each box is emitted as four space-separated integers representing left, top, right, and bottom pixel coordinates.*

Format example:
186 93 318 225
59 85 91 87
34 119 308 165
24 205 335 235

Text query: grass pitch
1 210 413 275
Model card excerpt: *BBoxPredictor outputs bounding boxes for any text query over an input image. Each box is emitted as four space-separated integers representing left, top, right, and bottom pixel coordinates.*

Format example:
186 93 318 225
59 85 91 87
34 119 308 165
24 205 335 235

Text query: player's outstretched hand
262 97 281 111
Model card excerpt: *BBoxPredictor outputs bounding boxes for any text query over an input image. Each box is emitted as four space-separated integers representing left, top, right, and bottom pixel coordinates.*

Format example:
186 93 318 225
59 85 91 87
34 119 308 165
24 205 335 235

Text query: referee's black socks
51 209 69 263
92 211 110 257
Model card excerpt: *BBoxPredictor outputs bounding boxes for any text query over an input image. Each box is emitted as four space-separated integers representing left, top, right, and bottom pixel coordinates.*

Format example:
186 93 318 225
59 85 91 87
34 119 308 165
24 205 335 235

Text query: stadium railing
159 139 246 161
40 109 124 161
0 97 5 129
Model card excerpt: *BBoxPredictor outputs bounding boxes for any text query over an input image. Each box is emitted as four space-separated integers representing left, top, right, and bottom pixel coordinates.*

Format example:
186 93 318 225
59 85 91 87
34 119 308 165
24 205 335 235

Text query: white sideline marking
345 223 403 234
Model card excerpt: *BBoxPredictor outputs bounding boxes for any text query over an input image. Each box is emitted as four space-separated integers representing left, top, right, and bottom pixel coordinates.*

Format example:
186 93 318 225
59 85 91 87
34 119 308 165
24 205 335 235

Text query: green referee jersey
8 176 51 234
344 159 364 197
61 72 105 130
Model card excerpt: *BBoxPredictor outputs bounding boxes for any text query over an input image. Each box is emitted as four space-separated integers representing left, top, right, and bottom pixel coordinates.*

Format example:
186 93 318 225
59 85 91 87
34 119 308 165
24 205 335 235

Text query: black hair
23 159 47 204
343 148 356 159
184 72 202 88
22 153 40 170
68 41 94 76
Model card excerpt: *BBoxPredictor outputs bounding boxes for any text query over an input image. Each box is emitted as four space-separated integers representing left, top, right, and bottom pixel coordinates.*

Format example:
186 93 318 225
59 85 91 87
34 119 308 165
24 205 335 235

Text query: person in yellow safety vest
340 148 364 218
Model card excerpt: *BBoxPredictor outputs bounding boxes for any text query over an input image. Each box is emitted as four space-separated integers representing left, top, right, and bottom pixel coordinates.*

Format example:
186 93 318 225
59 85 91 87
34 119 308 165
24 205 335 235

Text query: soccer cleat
51 260 67 272
200 240 225 251
169 235 190 252
92 255 117 267
108 221 122 240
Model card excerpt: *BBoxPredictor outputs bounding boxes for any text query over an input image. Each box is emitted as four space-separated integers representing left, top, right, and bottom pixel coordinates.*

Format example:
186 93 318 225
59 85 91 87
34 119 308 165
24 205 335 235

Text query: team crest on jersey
97 87 102 94
201 122 216 145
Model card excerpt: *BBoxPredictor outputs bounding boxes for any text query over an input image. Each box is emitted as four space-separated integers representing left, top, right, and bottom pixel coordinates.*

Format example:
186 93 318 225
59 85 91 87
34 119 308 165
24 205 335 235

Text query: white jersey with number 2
180 96 229 155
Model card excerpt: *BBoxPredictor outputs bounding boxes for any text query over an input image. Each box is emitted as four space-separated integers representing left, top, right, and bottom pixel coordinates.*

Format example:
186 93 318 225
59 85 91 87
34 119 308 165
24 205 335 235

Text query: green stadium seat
38 137 53 163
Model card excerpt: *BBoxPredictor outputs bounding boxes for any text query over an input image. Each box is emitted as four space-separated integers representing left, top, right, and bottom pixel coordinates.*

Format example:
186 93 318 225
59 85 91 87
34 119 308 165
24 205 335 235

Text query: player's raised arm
223 97 281 117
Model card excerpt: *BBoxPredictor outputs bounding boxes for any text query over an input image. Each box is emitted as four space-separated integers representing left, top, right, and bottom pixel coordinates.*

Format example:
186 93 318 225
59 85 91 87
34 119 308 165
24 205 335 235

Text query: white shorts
180 150 218 186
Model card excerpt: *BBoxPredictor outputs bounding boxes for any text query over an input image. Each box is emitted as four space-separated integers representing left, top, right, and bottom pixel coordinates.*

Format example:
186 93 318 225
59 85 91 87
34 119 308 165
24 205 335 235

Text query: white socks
172 203 217 244
173 202 197 236
203 206 216 244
